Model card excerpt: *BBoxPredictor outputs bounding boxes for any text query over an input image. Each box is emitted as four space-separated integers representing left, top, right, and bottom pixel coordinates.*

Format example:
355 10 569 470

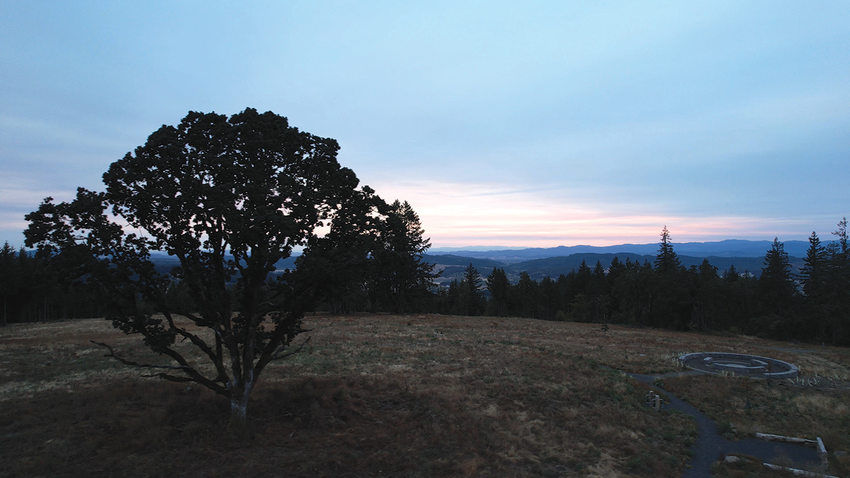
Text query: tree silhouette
486 267 510 316
370 200 437 312
801 232 827 300
652 226 688 328
826 218 850 343
460 264 483 316
25 108 380 427
293 186 384 314
514 271 538 318
758 237 796 315
0 242 14 326
654 226 681 275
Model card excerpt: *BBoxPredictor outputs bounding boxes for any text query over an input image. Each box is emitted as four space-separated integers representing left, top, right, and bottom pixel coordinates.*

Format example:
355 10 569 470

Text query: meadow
2 315 848 477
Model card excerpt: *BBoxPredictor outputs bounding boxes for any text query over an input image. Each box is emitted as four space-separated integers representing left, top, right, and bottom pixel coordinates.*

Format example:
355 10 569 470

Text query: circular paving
679 352 798 379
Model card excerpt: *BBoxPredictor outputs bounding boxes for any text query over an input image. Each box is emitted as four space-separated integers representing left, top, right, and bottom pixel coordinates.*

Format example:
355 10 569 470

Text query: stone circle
679 352 798 379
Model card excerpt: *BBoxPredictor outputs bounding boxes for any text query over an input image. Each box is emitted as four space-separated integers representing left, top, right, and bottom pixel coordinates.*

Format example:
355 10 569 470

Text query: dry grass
663 374 850 476
711 456 804 478
1 315 848 477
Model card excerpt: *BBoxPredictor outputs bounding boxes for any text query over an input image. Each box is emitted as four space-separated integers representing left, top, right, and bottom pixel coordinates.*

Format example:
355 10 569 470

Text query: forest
3 220 848 346
435 223 850 346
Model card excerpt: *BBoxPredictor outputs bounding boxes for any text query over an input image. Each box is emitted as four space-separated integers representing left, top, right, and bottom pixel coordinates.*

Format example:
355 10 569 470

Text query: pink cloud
368 179 816 248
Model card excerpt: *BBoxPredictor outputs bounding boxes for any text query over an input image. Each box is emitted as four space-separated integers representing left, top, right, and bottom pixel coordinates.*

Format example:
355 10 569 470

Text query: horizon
2 2 848 249
428 236 820 252
5 235 824 255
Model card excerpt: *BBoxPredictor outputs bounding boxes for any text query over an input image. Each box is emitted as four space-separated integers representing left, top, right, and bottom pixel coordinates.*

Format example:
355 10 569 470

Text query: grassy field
1 314 849 477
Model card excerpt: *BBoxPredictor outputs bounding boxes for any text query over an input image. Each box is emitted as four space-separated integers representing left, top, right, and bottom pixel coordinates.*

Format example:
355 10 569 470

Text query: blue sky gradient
2 1 848 247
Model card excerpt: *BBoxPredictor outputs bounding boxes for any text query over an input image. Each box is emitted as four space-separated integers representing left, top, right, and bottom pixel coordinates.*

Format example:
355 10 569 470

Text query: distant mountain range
430 239 812 262
424 252 789 284
425 239 814 284
146 239 814 285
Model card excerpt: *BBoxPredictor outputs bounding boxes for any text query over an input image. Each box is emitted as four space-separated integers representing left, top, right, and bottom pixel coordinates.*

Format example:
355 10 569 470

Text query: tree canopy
23 108 425 425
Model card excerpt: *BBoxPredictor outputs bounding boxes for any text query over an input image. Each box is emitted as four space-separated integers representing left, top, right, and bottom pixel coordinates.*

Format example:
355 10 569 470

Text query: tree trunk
230 396 248 428
228 379 254 436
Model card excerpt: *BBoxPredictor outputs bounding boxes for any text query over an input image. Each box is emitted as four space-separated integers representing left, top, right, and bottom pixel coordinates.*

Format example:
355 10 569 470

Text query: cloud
0 174 76 207
369 178 825 247
0 176 77 246
0 114 130 155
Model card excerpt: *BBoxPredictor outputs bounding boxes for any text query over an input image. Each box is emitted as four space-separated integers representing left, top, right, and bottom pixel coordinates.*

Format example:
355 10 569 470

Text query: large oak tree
25 108 381 426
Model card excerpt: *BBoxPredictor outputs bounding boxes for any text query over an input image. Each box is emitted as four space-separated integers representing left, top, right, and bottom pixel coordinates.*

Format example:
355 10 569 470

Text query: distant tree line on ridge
434 221 850 345
3 219 848 345
1 242 109 324
0 196 435 326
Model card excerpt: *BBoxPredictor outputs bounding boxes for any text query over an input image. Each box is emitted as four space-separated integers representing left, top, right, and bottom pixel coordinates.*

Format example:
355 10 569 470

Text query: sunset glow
369 179 820 248
1 2 848 249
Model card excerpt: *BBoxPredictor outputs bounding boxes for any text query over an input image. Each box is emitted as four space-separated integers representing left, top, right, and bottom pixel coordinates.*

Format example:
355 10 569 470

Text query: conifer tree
0 242 15 326
723 264 739 281
370 200 437 312
834 217 849 258
652 226 687 329
514 271 538 318
538 276 558 320
461 264 483 316
800 231 827 299
654 226 681 274
758 237 796 315
486 267 510 316
827 217 850 343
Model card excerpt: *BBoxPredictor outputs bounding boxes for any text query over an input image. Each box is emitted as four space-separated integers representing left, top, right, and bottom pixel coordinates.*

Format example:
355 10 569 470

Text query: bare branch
270 336 311 361
254 311 304 373
91 340 229 396
156 344 229 396
162 311 228 382
91 340 191 372
141 373 195 382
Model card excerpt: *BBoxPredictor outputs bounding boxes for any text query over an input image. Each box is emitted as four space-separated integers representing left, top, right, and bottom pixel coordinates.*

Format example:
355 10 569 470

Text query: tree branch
141 372 195 382
270 336 311 361
92 340 191 371
156 344 229 396
162 311 228 383
91 340 229 396
255 312 309 376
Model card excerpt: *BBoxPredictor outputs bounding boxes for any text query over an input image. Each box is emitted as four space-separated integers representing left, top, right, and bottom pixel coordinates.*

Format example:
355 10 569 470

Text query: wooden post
754 432 816 445
816 436 828 467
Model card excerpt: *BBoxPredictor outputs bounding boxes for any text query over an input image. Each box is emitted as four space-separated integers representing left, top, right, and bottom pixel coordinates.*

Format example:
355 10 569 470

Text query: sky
1 1 849 249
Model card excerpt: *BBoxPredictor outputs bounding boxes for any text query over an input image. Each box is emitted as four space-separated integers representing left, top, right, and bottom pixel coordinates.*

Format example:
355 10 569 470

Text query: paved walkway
628 372 821 478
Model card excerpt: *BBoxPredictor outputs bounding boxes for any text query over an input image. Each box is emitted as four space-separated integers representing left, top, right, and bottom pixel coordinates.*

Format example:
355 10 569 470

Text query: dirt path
628 372 821 477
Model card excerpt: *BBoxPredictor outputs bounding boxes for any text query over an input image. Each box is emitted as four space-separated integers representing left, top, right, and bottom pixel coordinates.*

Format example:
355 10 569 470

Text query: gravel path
628 372 821 478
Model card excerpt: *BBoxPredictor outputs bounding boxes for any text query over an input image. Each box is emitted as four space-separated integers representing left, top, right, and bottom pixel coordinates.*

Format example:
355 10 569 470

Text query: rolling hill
424 252 789 284
146 239 810 285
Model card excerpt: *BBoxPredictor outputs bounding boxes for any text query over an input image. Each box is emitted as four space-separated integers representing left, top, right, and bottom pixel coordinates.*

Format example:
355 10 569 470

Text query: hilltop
2 314 848 476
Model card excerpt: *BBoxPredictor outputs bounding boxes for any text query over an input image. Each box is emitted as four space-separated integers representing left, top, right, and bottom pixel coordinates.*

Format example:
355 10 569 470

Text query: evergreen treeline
433 221 850 345
294 199 438 314
3 219 848 346
0 242 109 324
